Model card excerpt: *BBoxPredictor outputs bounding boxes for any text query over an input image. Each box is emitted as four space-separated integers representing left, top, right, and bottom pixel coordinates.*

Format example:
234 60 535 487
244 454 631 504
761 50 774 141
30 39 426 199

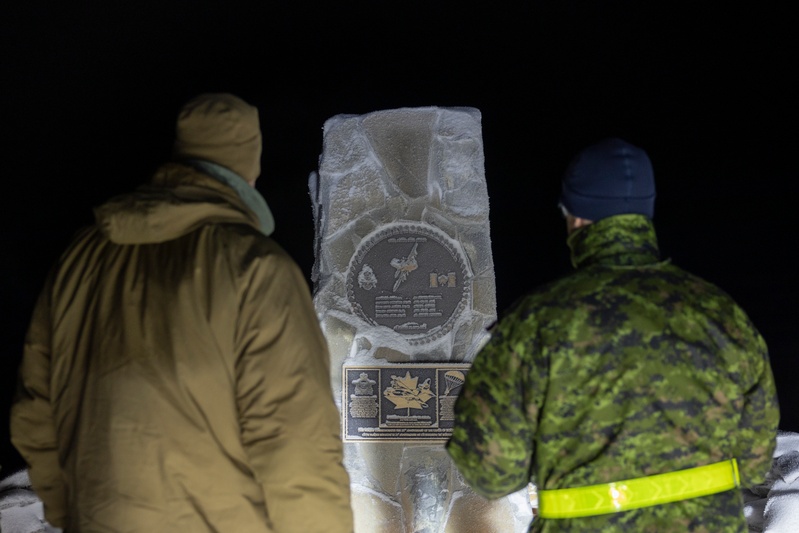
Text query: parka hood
172 93 262 183
95 163 264 245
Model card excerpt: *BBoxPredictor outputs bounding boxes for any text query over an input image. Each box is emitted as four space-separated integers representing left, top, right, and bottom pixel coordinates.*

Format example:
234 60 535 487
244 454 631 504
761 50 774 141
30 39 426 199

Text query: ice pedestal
309 107 532 532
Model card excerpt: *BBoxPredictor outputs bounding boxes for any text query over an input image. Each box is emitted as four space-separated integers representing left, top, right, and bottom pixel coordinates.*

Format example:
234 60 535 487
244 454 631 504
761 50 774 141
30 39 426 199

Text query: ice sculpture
309 107 533 532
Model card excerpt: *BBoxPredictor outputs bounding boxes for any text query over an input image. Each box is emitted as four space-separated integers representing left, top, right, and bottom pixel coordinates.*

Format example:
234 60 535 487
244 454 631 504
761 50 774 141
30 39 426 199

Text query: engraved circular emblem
347 223 471 345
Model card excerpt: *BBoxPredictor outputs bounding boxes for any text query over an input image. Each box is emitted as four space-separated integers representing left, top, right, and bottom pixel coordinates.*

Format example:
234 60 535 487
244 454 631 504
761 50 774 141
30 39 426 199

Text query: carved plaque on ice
347 223 470 346
343 364 470 442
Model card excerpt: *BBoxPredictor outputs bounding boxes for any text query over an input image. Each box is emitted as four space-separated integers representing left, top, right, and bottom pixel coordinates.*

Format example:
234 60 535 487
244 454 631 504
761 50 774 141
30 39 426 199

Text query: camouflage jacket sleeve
730 306 780 486
446 302 545 499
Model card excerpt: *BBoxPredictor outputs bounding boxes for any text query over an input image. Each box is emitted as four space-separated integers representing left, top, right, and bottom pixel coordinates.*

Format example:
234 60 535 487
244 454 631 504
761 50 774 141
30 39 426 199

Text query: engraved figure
357 264 378 290
384 371 435 414
349 371 379 420
390 243 419 292
352 372 376 396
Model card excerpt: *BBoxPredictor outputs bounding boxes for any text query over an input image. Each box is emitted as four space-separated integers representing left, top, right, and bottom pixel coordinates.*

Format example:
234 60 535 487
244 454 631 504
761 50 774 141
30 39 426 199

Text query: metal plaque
347 223 471 345
343 364 471 442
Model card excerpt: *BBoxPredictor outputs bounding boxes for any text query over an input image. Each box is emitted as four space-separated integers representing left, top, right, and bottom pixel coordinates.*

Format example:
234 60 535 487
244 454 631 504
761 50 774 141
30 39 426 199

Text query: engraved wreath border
346 222 472 346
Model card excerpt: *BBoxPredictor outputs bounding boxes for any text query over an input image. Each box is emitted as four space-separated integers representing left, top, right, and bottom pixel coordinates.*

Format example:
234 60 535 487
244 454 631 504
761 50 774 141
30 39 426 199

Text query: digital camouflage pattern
446 214 779 532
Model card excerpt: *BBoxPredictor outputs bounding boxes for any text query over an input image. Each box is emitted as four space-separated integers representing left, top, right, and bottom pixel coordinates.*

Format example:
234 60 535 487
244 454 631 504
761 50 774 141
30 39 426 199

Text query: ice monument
309 107 533 532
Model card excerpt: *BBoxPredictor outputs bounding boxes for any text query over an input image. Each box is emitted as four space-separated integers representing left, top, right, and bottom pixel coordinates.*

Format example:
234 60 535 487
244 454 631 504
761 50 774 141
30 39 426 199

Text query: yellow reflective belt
538 458 740 519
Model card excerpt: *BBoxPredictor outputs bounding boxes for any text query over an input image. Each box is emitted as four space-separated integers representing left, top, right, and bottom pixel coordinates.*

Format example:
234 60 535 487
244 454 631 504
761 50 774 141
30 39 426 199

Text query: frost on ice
309 107 532 532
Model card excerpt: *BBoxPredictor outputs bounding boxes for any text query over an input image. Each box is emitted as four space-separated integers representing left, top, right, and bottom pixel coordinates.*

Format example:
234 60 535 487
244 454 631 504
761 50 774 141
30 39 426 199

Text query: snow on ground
743 431 799 532
0 469 60 533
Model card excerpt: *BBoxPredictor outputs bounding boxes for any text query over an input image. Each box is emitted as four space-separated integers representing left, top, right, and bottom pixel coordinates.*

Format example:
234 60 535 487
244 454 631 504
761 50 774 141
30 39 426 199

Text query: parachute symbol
443 370 465 396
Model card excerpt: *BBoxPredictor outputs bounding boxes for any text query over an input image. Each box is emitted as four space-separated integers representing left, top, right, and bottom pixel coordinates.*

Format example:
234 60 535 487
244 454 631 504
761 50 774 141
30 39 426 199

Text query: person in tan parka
10 93 354 532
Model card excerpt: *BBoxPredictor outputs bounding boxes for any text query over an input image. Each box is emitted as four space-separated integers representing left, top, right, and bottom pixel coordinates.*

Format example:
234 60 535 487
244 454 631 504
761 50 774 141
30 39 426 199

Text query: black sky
2 2 797 471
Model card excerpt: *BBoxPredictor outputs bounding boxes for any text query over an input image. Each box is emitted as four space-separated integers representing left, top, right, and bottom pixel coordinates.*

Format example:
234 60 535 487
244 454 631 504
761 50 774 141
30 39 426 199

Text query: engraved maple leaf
384 371 435 411
394 371 418 391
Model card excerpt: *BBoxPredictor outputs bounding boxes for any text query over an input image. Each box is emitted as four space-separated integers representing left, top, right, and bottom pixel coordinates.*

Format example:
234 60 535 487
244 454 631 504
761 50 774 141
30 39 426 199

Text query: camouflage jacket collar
567 214 661 269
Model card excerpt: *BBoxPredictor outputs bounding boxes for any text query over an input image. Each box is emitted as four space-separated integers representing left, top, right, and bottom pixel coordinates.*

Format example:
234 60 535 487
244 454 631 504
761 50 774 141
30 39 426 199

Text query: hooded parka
11 162 353 532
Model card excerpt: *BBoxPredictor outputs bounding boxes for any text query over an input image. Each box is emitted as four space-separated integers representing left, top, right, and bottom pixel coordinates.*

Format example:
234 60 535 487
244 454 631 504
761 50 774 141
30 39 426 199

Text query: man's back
45 212 274 531
12 163 353 532
448 213 779 532
521 214 776 531
448 137 779 532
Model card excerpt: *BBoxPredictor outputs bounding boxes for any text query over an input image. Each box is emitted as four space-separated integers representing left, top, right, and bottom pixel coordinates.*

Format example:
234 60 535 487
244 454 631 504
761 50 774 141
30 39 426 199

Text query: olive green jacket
447 214 779 532
11 164 353 532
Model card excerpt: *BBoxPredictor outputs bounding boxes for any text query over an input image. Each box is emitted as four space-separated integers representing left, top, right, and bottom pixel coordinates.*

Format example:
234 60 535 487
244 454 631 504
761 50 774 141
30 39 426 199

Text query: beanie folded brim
560 184 655 221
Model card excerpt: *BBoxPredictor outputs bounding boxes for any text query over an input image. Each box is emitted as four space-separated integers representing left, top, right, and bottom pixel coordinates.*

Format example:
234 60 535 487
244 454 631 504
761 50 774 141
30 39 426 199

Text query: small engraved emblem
390 243 419 292
442 370 465 395
352 372 376 395
357 264 378 290
394 321 427 332
429 272 457 288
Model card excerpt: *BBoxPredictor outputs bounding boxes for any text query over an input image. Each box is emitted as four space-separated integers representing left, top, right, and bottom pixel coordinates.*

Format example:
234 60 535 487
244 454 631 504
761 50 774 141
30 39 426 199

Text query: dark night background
2 2 796 474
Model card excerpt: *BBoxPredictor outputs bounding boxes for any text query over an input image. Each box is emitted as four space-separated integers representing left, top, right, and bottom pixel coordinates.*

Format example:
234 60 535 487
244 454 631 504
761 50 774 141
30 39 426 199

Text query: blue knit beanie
559 138 656 221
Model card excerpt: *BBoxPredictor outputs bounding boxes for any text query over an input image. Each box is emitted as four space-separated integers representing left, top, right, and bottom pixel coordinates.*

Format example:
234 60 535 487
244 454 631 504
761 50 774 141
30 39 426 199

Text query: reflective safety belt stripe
538 458 741 519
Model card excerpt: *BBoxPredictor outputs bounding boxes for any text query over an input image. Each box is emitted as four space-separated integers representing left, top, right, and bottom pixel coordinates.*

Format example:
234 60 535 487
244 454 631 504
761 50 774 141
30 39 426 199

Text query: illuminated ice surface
309 107 532 532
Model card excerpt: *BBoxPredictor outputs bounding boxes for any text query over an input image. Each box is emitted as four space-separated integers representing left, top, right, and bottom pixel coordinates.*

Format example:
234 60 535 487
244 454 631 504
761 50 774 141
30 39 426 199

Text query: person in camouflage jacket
446 138 780 532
